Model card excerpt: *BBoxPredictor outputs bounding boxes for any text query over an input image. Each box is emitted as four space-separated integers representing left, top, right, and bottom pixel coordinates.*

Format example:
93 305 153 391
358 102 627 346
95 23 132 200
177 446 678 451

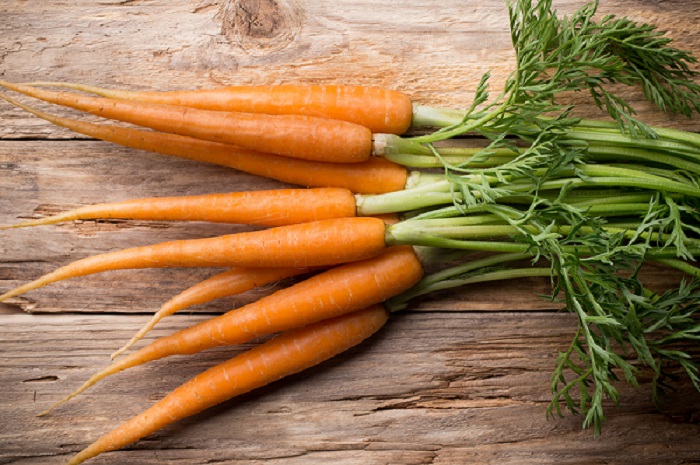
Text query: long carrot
111 265 313 360
0 188 358 229
0 217 388 302
0 80 373 163
0 91 408 194
42 246 422 415
64 304 389 465
28 82 414 135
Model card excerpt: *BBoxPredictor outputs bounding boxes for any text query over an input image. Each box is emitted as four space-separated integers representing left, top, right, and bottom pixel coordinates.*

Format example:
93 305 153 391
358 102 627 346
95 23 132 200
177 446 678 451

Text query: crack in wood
22 375 59 383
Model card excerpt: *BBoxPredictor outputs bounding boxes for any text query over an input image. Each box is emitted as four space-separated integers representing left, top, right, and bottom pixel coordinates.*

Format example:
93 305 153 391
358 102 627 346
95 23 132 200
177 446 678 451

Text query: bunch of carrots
2 0 700 462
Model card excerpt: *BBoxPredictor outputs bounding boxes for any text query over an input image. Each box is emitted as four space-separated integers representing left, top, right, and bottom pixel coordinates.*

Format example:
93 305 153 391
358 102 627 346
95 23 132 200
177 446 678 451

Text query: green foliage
408 0 700 434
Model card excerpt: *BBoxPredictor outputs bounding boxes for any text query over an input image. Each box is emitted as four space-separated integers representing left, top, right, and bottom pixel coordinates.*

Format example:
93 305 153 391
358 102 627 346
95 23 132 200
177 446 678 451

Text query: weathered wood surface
1 0 700 464
2 313 700 465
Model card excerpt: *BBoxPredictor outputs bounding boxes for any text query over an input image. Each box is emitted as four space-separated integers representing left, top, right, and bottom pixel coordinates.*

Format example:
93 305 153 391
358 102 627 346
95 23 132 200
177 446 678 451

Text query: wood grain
1 1 699 464
2 312 699 465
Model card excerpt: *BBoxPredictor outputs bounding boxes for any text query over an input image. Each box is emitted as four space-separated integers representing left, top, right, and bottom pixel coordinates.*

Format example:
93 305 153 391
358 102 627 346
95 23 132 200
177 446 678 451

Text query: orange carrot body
111 265 313 359
0 91 408 194
2 188 358 229
0 217 388 302
0 81 373 163
35 82 414 135
65 304 389 465
44 246 422 413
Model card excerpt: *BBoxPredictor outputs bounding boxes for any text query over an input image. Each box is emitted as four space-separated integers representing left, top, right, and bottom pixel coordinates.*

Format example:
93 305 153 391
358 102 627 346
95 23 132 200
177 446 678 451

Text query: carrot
0 80 372 163
109 213 400 359
111 266 313 360
0 217 388 302
28 82 414 135
64 304 389 465
0 91 408 194
0 188 358 229
42 246 421 415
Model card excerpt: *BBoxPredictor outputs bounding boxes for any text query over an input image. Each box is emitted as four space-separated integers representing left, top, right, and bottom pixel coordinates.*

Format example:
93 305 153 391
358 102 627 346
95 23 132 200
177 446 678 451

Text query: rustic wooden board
2 312 699 465
1 0 700 464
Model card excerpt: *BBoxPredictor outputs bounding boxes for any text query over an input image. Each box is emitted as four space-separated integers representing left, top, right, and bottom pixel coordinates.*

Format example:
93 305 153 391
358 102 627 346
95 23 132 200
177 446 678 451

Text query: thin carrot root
23 81 414 134
64 304 389 465
0 81 373 163
0 217 388 302
0 91 408 194
0 188 358 230
111 266 312 360
40 246 422 415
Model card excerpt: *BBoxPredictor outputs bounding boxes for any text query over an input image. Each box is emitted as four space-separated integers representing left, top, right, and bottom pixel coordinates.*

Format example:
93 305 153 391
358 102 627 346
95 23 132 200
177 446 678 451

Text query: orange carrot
29 82 414 135
64 304 389 465
0 217 388 302
42 246 421 415
1 188 358 229
0 80 372 163
0 91 408 194
111 266 313 359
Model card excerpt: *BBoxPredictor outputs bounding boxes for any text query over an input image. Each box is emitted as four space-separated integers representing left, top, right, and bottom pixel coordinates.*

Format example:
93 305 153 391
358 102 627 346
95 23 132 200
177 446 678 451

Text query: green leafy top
394 0 700 434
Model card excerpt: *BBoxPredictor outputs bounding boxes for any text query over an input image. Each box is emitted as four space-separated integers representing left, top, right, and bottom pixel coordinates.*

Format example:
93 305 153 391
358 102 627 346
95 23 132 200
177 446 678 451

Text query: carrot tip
0 219 50 230
37 398 67 417
110 346 130 360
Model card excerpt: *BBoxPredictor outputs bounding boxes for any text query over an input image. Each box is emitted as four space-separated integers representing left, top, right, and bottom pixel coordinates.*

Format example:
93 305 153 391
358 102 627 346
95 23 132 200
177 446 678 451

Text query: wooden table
1 1 699 464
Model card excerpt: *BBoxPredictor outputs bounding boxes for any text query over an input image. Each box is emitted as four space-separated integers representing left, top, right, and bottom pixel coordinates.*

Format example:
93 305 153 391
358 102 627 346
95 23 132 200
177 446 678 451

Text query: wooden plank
1 312 699 465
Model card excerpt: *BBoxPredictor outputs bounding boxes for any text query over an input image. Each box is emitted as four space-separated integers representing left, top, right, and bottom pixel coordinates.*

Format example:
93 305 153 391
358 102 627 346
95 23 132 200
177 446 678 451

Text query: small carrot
27 81 414 135
0 188 358 229
111 266 313 360
42 246 422 415
0 80 373 163
64 304 389 465
0 217 388 302
0 91 408 194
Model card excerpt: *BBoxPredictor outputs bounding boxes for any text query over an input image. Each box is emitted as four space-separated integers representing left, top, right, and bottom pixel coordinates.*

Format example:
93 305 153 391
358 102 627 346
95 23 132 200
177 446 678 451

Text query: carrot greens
379 0 700 433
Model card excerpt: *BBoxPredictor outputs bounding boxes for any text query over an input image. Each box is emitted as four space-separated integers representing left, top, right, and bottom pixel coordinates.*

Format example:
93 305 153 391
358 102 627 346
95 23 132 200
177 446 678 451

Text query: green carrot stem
388 252 534 308
388 219 700 255
410 104 467 128
384 139 700 176
507 176 700 198
561 130 699 159
409 106 700 152
359 164 698 217
575 118 700 150
651 258 700 278
388 267 553 311
586 145 700 174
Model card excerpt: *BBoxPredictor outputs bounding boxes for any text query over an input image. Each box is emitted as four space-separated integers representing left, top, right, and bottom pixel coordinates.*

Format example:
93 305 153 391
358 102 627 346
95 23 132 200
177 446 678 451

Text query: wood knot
221 0 302 55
